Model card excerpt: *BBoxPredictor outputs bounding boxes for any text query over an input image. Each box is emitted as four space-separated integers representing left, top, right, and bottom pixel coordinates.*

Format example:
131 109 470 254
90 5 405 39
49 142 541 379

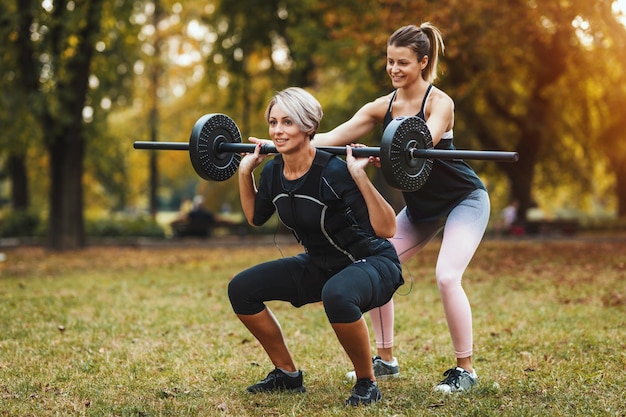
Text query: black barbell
134 113 518 192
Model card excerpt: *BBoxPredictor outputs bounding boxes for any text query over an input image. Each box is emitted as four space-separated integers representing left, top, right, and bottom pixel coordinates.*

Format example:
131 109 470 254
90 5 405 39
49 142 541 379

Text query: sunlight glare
615 0 626 26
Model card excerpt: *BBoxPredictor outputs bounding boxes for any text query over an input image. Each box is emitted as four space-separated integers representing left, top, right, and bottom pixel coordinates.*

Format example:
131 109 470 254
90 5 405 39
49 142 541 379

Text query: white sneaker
434 367 478 393
345 356 400 381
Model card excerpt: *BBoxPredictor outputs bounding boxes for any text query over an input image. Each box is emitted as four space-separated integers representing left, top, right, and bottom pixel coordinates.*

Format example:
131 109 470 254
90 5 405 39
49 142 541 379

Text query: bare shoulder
425 86 455 130
372 91 396 105
360 92 395 121
428 86 454 110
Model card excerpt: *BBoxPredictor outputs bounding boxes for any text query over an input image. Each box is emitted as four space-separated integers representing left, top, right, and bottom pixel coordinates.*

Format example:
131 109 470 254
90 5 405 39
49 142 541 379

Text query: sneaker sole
434 385 472 394
346 391 382 406
345 372 399 382
346 397 382 406
247 386 306 394
287 386 307 393
376 373 400 380
434 381 477 394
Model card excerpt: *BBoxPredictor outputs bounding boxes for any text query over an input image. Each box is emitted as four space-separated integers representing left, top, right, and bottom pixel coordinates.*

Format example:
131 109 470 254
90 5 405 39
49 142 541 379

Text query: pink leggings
370 189 490 359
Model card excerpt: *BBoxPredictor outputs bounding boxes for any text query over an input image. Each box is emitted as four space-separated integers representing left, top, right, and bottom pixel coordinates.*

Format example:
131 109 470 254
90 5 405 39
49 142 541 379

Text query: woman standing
310 23 489 393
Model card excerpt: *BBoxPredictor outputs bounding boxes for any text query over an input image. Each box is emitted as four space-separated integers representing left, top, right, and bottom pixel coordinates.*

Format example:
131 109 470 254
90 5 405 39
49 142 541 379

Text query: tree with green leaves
439 0 626 219
1 0 142 249
578 1 626 217
319 0 626 219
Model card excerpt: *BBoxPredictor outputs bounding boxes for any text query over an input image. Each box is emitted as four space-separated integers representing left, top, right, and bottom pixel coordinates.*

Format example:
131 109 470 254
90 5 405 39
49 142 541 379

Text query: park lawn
0 237 624 417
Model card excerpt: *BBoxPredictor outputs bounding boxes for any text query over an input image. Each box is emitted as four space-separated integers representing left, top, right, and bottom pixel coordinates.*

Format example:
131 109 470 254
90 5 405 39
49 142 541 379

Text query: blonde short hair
264 87 323 140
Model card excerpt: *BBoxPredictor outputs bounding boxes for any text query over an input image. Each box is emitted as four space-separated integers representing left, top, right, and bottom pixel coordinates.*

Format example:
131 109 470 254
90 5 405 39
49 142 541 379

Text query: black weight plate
189 114 242 181
380 116 433 192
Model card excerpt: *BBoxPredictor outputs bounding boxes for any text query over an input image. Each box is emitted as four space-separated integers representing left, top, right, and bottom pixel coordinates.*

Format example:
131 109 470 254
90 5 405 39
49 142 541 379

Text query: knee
436 270 462 293
227 274 243 302
321 286 359 323
228 273 254 313
321 284 348 307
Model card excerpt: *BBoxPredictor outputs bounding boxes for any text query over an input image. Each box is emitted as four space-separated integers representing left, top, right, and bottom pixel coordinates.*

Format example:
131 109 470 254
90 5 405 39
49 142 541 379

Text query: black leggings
228 247 403 324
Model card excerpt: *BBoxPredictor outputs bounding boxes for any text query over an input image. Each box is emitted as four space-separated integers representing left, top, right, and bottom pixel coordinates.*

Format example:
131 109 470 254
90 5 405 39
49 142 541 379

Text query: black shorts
228 245 403 323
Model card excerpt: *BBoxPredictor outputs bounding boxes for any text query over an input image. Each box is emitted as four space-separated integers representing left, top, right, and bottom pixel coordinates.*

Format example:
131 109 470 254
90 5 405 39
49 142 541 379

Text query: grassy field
1 236 625 416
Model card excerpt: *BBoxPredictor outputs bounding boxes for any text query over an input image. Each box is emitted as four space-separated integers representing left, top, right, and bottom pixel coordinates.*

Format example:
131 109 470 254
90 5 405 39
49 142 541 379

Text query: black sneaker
345 378 382 406
434 367 478 393
345 356 400 381
246 368 306 393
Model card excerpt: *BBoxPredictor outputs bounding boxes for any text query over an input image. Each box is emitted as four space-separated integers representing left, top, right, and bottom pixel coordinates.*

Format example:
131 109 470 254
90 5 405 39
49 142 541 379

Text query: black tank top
384 86 486 221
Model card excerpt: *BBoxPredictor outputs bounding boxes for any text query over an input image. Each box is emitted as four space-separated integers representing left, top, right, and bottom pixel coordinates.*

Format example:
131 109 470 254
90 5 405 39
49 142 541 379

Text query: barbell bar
134 140 382 157
133 138 514 161
133 113 518 192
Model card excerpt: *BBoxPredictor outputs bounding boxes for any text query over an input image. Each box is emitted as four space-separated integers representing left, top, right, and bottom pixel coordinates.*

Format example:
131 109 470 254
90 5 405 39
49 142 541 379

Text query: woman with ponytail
309 22 489 393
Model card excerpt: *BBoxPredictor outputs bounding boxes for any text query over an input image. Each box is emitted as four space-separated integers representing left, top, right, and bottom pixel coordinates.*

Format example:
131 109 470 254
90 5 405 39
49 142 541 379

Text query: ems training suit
228 150 404 324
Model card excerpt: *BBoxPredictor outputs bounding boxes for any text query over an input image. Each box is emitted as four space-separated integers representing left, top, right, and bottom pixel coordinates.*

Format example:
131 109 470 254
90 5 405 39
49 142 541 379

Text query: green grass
1 237 625 416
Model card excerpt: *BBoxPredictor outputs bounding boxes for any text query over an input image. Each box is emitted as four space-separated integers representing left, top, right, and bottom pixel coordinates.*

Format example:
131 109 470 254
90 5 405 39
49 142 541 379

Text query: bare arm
313 96 390 146
237 143 267 225
424 89 455 147
345 146 396 238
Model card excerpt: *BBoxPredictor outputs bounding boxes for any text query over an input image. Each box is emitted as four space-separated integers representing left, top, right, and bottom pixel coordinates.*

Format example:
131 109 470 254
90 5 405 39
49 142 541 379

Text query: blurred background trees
1 0 625 249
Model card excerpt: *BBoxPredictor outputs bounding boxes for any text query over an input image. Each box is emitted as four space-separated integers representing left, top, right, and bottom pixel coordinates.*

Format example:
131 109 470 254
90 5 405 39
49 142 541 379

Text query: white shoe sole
345 370 400 382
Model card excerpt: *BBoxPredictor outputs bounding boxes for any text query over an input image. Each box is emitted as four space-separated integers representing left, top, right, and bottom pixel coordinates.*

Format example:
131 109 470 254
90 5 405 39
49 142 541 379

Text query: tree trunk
597 122 626 219
48 125 86 249
512 105 545 220
8 154 29 210
602 146 626 219
45 0 104 250
616 166 626 219
149 0 163 218
10 1 38 213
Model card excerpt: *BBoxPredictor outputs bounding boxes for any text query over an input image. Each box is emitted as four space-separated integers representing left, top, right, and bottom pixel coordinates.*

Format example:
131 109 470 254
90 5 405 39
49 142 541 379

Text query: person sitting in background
170 195 215 237
187 195 215 225
176 196 193 221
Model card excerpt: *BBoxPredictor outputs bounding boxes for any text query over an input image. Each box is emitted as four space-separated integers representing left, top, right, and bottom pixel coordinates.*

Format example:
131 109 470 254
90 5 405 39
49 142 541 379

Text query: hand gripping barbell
134 113 518 192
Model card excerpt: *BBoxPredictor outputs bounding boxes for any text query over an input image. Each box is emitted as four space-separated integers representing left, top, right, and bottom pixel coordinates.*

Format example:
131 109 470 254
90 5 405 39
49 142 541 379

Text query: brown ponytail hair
387 22 445 83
